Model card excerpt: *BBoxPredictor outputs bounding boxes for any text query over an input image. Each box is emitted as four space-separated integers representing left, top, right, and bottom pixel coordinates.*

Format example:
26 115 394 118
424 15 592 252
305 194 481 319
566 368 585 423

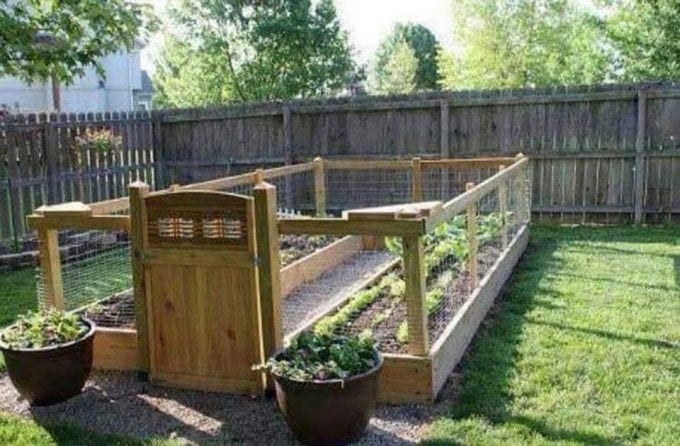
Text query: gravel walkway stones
282 251 397 336
0 370 459 445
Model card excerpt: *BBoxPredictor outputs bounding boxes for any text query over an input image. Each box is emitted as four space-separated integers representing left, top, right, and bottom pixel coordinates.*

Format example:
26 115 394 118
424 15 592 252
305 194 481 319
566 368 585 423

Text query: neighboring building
0 50 143 113
133 70 154 111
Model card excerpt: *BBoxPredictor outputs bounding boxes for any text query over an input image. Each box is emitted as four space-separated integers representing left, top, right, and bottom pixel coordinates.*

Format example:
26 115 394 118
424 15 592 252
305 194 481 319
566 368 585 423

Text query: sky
140 0 454 73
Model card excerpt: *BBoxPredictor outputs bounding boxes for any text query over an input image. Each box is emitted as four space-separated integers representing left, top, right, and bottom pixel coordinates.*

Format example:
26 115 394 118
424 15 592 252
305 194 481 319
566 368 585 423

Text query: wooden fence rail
3 82 680 251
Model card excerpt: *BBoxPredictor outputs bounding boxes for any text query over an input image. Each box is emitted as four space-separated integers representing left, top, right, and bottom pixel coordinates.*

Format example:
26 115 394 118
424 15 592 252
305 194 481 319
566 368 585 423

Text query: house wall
0 51 141 113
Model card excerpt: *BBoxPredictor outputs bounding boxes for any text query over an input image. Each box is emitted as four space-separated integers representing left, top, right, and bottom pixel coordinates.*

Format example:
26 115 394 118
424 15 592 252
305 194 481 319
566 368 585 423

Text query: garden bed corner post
498 165 508 250
129 181 151 372
36 227 64 310
313 157 326 216
254 182 283 374
402 229 429 356
411 157 423 202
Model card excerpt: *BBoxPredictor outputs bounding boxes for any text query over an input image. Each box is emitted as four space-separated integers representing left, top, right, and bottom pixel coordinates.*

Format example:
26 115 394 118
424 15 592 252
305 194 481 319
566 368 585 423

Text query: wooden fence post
282 104 294 209
634 91 647 225
129 181 150 372
466 182 478 292
37 228 64 309
152 113 165 189
440 99 450 200
515 153 530 224
255 168 265 184
44 115 60 204
254 182 283 367
402 230 428 356
313 157 326 216
498 165 508 250
411 157 423 202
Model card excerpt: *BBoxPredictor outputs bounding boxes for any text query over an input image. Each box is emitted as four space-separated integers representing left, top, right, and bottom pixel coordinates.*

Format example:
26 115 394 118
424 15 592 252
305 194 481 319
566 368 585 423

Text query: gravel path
0 370 459 445
282 251 397 335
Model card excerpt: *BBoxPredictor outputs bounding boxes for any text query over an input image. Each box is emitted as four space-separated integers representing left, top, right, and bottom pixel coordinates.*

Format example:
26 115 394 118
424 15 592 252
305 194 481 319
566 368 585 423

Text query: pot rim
270 348 384 385
0 317 96 352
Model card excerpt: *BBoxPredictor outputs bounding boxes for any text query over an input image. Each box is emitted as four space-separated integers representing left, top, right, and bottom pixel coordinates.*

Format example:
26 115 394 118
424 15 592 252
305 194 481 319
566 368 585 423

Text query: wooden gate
132 189 265 395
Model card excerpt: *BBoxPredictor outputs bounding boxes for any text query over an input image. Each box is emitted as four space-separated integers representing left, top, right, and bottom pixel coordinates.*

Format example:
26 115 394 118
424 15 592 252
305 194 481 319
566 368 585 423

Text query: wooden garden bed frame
25 154 530 402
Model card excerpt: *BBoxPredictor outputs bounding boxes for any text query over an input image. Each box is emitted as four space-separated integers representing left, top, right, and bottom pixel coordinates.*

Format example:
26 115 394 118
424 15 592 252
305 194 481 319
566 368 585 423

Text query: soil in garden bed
279 234 338 267
338 241 502 354
80 291 135 329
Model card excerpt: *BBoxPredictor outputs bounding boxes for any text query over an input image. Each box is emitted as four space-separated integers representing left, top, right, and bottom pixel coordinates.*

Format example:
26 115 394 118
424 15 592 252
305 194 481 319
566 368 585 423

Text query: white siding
0 51 142 113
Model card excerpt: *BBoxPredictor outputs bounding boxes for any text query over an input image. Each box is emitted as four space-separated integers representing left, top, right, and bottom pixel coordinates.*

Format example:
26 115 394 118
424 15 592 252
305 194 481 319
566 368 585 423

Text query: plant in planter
0 309 96 406
258 331 383 446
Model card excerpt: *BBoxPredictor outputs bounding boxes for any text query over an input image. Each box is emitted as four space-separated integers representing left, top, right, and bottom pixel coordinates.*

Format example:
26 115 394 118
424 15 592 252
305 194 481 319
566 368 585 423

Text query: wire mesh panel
37 227 133 328
422 166 499 202
325 168 412 212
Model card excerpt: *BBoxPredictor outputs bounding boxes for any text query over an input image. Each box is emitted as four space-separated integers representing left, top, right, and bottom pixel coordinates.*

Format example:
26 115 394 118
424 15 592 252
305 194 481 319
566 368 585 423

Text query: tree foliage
371 37 418 95
370 23 439 93
603 0 680 81
155 0 355 106
0 0 155 84
439 0 610 90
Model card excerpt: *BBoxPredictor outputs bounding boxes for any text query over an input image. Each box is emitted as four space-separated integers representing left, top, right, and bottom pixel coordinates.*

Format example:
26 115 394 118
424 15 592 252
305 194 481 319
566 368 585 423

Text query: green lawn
0 226 678 445
424 226 680 445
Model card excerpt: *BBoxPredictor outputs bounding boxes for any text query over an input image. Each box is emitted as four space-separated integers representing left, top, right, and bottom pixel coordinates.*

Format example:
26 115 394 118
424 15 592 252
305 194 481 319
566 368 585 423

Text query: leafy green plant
73 128 123 158
260 331 379 381
1 309 89 349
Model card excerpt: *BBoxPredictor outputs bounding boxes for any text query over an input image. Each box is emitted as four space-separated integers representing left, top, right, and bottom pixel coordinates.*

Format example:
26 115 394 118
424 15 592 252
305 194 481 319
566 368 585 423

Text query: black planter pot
0 318 95 406
272 351 383 446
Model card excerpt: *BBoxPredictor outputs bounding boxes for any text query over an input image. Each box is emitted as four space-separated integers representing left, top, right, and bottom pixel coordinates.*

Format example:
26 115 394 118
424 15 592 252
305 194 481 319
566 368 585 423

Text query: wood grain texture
403 235 428 355
92 328 138 371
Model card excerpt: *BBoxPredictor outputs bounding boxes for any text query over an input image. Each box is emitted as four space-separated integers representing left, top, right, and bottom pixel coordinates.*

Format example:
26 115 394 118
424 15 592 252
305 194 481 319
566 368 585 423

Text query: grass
423 225 680 445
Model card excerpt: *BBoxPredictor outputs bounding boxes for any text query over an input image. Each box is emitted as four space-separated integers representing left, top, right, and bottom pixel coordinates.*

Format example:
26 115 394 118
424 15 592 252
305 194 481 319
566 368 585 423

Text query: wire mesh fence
37 227 134 328
422 166 499 202
325 168 412 211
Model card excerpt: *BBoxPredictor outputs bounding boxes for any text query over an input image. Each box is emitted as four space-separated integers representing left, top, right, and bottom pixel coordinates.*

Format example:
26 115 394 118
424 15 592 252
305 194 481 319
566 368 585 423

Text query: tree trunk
51 75 61 111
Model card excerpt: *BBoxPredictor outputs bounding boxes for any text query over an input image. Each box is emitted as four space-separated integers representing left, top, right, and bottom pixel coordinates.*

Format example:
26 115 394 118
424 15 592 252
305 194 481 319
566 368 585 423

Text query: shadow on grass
422 226 629 445
525 318 679 350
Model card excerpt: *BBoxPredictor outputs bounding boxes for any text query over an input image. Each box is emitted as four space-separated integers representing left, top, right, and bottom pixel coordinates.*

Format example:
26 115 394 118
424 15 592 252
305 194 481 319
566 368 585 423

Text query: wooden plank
431 225 529 396
37 201 92 217
254 182 283 363
92 328 138 371
280 235 362 297
129 182 150 372
378 354 433 404
634 92 647 224
37 228 64 309
403 235 428 355
142 249 254 267
313 157 326 216
324 159 412 170
344 201 442 221
278 216 426 236
27 214 129 231
421 157 516 169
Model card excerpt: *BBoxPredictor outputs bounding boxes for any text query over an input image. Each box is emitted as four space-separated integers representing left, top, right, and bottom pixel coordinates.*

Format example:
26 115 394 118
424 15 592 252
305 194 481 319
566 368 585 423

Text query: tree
371 38 418 95
439 0 611 90
0 0 155 110
603 0 680 81
155 0 355 106
370 23 440 93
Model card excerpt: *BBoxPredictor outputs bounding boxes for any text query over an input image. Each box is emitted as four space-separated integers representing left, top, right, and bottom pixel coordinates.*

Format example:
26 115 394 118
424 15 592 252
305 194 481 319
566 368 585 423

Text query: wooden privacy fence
0 112 155 251
3 82 680 251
